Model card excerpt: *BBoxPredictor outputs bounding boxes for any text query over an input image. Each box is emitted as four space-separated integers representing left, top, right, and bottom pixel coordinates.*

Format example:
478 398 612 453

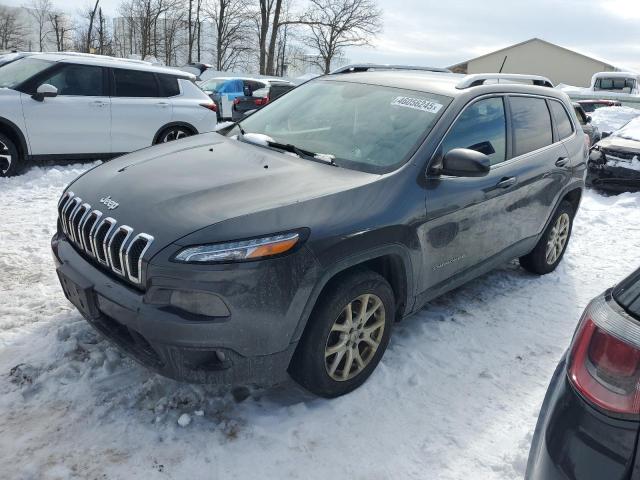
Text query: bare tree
303 0 382 73
206 0 251 71
49 11 74 51
0 7 26 50
25 0 53 51
85 0 100 52
254 0 284 75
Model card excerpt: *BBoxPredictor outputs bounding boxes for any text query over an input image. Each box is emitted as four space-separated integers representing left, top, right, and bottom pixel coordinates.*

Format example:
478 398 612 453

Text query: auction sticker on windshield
391 96 443 113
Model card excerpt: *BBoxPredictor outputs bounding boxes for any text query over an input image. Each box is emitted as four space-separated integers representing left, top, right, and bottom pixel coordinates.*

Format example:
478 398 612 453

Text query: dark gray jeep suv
52 67 587 397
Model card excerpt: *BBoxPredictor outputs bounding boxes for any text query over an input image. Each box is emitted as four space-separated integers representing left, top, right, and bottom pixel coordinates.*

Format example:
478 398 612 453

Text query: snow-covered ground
1 164 640 480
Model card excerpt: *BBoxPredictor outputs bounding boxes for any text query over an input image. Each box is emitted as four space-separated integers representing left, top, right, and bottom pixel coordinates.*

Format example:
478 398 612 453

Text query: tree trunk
86 0 99 53
187 0 193 63
265 0 282 76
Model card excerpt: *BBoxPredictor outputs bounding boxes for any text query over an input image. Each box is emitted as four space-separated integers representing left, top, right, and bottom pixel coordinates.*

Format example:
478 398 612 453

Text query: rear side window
549 101 574 139
440 97 507 166
157 74 180 97
113 69 159 97
510 97 553 157
42 64 104 96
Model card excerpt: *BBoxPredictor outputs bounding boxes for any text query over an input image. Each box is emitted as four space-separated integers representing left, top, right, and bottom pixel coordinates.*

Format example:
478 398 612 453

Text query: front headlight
174 232 301 263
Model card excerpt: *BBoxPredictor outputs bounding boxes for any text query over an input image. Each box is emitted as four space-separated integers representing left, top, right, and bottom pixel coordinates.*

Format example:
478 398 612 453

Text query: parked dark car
577 99 622 113
526 267 640 480
588 117 640 192
573 102 600 147
231 83 296 121
52 68 586 398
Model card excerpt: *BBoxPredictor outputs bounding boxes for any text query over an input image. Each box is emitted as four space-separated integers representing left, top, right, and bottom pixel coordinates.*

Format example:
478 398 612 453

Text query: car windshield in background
231 79 452 173
0 57 52 89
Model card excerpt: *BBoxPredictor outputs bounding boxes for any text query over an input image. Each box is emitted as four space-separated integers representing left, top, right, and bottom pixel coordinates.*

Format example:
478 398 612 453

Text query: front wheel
289 269 395 397
0 133 21 177
519 201 575 275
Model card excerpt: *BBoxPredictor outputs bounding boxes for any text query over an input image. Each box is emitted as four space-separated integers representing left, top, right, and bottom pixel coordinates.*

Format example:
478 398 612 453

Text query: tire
289 269 395 398
519 201 574 275
155 126 194 144
0 133 21 177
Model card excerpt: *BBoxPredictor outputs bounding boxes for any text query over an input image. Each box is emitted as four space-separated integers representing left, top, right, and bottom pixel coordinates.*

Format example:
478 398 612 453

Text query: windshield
201 78 242 93
229 79 452 173
0 57 53 89
614 267 640 320
594 77 636 93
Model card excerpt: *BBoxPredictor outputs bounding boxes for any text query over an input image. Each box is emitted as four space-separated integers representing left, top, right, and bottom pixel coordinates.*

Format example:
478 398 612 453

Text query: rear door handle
555 157 569 167
496 176 517 189
91 100 107 107
157 102 170 107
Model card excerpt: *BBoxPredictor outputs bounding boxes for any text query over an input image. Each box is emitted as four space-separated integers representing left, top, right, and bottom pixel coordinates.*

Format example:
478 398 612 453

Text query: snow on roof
36 52 196 79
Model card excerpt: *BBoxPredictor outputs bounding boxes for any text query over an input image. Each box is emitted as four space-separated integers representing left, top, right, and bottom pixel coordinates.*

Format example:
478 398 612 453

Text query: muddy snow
1 163 640 480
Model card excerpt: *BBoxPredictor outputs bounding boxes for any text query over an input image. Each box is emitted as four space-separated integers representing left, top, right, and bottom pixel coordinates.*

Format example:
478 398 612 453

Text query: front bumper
587 163 640 193
52 233 320 386
526 356 639 480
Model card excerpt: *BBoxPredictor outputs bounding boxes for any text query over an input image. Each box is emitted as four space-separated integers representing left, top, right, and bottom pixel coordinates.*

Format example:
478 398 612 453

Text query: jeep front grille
57 191 154 285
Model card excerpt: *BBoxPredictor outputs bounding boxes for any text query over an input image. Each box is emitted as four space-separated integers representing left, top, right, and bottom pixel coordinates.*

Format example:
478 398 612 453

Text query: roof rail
330 63 451 75
456 73 554 89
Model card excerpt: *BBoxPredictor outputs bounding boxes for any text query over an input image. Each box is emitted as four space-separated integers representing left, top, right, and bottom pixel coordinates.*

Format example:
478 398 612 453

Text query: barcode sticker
391 96 443 113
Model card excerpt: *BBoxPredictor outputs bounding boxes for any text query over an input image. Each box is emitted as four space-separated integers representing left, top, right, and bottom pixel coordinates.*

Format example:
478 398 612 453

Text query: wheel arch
0 116 28 158
291 245 415 343
152 121 198 145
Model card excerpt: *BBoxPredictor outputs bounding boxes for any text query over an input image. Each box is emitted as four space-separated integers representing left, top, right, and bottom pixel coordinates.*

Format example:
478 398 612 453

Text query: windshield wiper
267 141 337 166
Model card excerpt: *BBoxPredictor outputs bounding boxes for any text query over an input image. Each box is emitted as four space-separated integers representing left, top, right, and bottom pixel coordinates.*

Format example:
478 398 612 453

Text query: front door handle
157 102 170 107
496 176 517 189
555 157 569 167
90 100 107 107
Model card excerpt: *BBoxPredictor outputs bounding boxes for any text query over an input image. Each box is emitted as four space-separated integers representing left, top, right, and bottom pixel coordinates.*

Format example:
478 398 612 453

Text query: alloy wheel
545 212 570 264
161 129 189 143
324 293 386 381
0 140 12 175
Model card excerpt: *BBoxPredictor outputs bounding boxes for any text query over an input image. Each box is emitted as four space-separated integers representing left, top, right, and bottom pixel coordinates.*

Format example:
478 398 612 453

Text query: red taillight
568 297 640 415
254 96 269 106
200 102 217 112
233 97 240 105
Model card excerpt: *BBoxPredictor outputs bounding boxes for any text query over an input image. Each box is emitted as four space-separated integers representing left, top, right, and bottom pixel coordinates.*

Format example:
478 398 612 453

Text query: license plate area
57 264 100 320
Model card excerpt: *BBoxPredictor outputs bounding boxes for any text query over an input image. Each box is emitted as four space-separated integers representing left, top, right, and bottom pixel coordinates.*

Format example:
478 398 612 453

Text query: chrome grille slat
124 233 154 284
56 194 154 286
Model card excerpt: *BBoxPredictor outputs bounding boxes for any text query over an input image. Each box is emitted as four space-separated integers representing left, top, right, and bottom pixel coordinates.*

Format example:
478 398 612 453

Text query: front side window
440 97 507 166
230 79 452 173
0 57 53 89
510 97 553 157
113 69 159 97
40 64 104 96
549 100 574 139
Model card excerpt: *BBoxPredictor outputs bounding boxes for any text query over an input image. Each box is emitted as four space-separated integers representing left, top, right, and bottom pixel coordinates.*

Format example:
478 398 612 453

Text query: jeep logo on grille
100 195 119 210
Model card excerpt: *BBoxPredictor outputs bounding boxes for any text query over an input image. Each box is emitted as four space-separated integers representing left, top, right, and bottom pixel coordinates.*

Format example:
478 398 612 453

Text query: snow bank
1 164 640 479
590 106 640 134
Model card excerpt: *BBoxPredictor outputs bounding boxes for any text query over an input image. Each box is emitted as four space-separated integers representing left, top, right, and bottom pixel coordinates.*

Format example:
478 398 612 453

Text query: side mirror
440 148 491 177
243 85 252 97
586 115 592 123
32 83 58 102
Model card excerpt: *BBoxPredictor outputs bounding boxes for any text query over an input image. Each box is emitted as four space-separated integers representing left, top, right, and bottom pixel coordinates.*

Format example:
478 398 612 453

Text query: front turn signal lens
174 232 300 263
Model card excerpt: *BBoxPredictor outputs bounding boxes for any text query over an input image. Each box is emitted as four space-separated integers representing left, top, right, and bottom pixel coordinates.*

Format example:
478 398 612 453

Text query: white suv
0 53 217 176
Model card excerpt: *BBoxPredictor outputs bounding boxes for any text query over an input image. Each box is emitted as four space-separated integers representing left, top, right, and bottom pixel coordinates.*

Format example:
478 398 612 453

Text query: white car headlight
174 232 300 263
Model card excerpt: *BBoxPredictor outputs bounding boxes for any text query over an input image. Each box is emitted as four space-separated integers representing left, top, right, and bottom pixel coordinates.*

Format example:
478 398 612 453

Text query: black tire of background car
155 126 194 144
289 269 395 398
519 200 575 275
0 133 21 177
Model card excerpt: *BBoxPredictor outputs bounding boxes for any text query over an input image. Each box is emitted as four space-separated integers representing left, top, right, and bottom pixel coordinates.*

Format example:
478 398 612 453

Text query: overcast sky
5 0 640 71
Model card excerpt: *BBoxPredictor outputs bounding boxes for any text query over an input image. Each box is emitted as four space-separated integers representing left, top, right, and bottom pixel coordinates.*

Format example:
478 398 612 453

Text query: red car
577 99 622 113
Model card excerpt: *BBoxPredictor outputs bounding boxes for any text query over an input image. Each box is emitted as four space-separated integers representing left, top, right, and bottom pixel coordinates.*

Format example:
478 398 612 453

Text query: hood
597 135 640 153
66 132 376 252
